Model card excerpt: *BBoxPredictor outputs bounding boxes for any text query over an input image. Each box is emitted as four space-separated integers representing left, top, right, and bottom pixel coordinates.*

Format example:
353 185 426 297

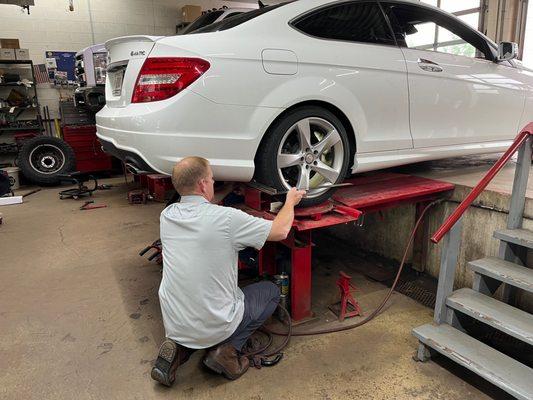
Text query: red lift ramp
240 172 454 322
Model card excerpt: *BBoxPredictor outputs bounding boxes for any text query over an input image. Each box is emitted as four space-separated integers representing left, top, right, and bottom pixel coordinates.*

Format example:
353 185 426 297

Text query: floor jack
58 172 98 200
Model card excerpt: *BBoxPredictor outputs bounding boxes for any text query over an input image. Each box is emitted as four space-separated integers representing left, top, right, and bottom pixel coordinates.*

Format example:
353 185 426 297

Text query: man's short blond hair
172 156 210 194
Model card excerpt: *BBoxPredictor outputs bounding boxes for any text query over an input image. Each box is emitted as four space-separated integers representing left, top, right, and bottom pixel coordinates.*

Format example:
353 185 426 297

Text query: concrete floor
0 175 514 400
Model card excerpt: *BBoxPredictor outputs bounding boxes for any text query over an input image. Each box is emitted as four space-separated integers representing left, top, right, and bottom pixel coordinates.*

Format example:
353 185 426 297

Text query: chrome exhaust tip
125 163 147 174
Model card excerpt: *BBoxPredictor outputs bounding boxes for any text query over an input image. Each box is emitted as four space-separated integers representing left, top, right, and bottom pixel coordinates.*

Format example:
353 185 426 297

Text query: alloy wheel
276 117 344 197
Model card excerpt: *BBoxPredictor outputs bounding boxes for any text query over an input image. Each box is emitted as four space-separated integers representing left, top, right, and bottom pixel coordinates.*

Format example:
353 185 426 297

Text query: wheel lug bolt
306 165 309 169
300 157 304 161
305 148 310 152
313 161 317 165
313 150 318 154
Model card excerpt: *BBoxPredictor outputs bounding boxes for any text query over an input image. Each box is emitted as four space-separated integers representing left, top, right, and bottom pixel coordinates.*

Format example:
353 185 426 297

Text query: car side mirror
497 42 519 62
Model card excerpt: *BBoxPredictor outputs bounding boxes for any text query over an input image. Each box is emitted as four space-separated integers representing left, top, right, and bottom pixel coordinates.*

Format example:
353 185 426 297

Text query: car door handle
417 58 443 73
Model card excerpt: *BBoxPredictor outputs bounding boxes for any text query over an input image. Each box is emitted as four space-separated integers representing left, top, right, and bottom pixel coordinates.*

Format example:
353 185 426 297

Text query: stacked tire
17 136 76 185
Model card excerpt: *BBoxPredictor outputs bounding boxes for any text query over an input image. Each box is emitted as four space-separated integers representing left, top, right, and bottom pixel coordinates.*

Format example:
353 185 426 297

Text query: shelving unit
0 60 44 141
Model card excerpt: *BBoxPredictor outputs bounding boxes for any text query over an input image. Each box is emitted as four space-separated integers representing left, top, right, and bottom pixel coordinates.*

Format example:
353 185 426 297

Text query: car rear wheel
255 106 351 207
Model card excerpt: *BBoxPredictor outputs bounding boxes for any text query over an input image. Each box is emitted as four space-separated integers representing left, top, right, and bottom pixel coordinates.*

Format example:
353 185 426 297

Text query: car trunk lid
104 35 161 108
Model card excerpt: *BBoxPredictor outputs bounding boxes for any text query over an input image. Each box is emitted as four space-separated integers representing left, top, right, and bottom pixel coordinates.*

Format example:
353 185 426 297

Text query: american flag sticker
33 64 50 84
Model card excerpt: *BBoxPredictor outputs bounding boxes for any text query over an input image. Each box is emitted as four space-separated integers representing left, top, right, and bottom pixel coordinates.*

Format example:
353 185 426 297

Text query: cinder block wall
0 0 256 117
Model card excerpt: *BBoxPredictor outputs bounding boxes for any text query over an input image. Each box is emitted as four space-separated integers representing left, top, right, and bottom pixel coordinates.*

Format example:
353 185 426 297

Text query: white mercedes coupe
96 0 533 206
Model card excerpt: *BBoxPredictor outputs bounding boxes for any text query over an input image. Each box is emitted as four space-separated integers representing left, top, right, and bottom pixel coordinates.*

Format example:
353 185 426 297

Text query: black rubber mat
394 280 436 309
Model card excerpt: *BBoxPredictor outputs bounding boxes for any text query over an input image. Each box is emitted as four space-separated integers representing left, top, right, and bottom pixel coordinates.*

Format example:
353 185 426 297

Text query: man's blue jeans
224 281 280 351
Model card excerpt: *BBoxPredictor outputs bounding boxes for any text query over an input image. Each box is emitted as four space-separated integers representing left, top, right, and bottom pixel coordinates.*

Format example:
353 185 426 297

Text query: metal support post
434 218 463 324
258 242 277 277
501 137 532 303
416 343 432 362
283 230 313 322
413 201 430 272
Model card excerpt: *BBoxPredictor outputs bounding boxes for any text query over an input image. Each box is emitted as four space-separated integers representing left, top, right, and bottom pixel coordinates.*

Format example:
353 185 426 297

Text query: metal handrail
431 123 533 244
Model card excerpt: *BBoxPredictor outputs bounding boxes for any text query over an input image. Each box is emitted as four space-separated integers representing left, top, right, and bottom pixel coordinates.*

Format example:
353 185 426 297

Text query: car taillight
131 57 210 103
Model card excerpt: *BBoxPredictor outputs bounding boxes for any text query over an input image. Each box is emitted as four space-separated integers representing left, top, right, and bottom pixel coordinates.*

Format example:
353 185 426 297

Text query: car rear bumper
98 137 155 173
95 90 282 181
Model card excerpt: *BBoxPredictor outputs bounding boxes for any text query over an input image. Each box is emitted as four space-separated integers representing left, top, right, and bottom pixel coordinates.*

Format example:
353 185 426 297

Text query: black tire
255 106 351 207
17 136 76 185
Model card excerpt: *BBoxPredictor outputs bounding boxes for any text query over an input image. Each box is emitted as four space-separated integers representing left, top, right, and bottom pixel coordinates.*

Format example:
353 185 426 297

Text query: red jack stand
329 271 361 321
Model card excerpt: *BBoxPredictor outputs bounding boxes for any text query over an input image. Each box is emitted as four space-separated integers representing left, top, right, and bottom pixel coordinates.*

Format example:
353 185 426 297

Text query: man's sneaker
203 343 249 380
151 339 194 387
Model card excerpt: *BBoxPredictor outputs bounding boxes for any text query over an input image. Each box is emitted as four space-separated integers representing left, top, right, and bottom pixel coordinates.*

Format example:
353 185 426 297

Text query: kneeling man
151 156 304 385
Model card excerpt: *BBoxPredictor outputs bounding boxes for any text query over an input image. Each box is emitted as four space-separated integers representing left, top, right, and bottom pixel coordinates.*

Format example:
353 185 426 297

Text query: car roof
220 7 254 13
190 0 496 53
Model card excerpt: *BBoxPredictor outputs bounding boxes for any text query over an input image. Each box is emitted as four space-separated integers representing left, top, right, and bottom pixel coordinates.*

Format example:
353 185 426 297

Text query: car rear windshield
190 3 289 33
182 10 225 34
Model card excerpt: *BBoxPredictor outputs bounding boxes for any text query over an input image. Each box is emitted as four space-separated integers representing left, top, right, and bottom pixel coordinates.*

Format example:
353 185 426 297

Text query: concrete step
468 257 533 293
494 228 533 249
413 323 533 400
447 288 533 346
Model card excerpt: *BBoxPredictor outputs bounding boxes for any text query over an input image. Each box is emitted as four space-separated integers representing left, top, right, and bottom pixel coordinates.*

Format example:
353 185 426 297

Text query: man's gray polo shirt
158 195 273 349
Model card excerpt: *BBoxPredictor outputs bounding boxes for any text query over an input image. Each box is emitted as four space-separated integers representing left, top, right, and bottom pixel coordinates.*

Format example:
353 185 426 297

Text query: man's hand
286 187 306 207
267 187 306 241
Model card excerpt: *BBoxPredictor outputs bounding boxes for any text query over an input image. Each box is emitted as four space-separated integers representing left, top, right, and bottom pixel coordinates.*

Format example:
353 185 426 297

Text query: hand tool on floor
80 200 107 210
97 184 114 190
22 188 41 198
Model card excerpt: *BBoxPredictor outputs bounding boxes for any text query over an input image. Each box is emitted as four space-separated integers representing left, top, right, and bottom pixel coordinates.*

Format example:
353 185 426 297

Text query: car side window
292 2 396 46
383 3 491 60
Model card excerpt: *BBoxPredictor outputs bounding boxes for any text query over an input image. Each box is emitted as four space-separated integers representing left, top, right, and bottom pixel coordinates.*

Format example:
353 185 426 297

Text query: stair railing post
501 135 532 251
434 217 463 324
500 136 532 302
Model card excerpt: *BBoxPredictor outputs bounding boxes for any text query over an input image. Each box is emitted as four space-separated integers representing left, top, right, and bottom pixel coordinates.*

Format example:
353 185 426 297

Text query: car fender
249 75 364 152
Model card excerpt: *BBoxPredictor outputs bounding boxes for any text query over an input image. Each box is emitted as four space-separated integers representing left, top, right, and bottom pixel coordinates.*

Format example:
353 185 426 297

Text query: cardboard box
0 48 16 60
181 5 202 23
15 49 29 60
0 38 20 49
